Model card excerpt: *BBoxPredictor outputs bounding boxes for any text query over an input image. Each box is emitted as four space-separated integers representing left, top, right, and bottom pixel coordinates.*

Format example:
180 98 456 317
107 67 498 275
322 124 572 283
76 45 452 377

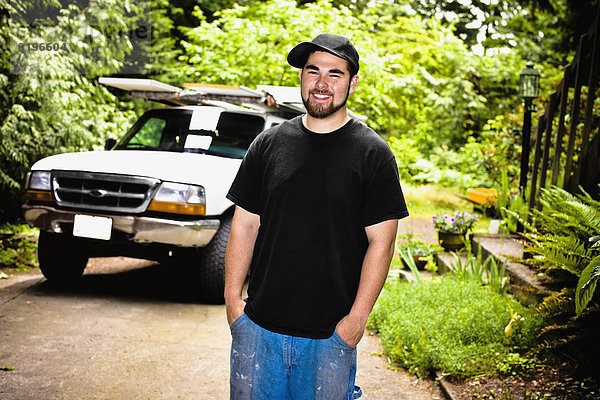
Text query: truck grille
52 171 160 213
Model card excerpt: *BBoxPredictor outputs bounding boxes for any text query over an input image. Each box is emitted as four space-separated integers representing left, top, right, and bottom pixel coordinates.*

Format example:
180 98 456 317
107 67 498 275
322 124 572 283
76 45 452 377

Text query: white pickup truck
22 78 304 303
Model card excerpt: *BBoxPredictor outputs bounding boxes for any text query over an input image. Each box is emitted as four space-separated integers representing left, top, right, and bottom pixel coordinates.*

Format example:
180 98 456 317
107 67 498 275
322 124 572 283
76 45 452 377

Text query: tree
180 0 519 151
0 0 141 221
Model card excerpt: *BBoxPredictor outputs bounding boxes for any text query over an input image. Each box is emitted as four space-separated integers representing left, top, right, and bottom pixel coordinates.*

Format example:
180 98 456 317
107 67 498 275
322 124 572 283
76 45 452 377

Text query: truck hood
31 150 242 216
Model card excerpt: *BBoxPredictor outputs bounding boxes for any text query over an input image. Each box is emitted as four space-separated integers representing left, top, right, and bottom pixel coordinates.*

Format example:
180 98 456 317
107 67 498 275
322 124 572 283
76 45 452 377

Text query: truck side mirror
105 138 117 150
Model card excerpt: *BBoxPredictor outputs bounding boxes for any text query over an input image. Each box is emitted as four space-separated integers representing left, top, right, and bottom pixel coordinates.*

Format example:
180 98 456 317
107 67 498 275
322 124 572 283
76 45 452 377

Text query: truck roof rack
98 77 304 117
99 77 367 120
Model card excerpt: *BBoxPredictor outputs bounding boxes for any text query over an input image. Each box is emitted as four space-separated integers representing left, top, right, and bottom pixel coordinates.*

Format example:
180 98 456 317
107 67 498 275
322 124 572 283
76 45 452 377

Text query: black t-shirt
227 116 409 338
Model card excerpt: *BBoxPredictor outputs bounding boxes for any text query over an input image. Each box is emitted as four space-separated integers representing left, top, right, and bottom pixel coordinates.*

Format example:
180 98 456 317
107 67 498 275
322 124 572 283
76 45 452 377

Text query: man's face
300 51 358 119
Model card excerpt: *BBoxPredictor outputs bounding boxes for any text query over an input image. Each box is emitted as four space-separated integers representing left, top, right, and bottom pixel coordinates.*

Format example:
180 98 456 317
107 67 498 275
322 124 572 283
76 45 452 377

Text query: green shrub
368 275 544 379
387 136 422 183
0 223 38 271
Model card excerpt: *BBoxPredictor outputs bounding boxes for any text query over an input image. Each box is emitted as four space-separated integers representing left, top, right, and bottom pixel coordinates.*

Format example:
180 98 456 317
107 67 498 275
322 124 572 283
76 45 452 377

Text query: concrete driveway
0 257 442 400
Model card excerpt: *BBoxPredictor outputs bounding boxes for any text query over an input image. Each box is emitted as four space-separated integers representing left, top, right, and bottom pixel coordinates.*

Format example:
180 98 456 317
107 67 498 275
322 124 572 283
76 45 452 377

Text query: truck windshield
115 109 265 158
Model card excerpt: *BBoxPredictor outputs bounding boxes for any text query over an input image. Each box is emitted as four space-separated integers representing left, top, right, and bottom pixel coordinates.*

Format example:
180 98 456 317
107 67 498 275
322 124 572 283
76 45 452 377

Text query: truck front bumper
22 205 220 248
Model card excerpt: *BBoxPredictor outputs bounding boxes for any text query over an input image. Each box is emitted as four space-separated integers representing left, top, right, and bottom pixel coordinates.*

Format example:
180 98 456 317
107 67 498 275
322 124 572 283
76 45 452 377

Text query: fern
524 186 600 315
533 187 600 239
527 234 593 276
575 256 600 315
534 291 575 352
566 201 600 233
535 289 574 320
579 187 600 210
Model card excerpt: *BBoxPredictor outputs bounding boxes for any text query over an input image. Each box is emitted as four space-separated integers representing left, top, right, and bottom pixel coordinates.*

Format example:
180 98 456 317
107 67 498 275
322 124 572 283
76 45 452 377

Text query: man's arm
224 205 260 325
335 218 398 347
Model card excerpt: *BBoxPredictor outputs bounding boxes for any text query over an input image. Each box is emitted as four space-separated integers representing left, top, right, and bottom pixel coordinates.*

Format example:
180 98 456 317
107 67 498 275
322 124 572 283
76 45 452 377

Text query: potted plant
396 232 440 270
432 211 477 251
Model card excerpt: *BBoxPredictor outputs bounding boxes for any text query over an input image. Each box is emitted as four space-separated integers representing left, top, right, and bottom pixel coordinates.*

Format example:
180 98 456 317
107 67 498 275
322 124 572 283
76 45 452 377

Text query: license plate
73 214 112 240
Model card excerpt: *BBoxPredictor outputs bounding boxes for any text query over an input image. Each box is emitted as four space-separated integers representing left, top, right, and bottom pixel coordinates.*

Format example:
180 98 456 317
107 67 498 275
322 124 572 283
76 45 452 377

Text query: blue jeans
230 313 362 399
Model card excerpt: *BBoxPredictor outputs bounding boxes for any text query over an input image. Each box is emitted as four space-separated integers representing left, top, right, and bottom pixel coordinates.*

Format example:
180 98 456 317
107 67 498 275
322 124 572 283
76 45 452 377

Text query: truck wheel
197 215 232 304
38 231 89 285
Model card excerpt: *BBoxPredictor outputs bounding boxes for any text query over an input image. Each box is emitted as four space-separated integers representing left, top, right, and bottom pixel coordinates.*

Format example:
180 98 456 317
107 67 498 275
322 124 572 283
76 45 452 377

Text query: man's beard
301 85 351 119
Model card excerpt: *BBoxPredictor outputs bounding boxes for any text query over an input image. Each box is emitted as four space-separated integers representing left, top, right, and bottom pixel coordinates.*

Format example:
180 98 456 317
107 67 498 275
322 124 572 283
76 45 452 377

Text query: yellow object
504 304 524 336
184 83 240 90
467 188 497 205
147 200 206 215
25 190 53 202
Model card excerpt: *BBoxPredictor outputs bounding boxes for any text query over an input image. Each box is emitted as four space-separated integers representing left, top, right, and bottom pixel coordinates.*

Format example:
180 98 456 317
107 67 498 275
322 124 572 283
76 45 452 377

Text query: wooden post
575 12 600 193
528 115 547 211
540 92 558 191
551 65 572 187
563 34 588 192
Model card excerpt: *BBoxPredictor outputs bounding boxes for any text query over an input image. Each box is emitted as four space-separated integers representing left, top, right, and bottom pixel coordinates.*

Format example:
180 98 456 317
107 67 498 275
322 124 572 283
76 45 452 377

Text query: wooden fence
528 8 600 210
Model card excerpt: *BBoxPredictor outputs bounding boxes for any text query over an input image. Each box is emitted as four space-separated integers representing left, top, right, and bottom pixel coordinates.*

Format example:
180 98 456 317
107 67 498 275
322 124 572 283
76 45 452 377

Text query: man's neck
302 109 351 133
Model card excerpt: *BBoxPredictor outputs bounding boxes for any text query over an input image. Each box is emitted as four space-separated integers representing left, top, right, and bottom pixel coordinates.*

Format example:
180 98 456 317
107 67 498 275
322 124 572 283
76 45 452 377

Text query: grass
402 184 473 218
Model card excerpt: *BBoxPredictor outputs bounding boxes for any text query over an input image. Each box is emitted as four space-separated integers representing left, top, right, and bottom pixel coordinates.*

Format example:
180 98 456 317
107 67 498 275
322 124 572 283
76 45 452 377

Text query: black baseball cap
287 33 360 76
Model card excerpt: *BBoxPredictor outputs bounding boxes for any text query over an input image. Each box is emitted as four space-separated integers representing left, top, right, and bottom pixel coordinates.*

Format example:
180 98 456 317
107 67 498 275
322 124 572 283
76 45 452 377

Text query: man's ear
299 69 303 81
348 74 359 95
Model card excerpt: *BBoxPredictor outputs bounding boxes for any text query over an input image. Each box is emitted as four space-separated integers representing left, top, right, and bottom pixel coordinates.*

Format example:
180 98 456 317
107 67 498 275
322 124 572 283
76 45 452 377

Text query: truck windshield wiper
184 148 241 159
123 143 158 150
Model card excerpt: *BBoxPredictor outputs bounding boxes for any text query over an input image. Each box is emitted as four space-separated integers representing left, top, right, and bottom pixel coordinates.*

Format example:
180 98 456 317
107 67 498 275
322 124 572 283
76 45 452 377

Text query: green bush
0 224 38 271
1 0 142 222
368 275 544 379
387 136 422 182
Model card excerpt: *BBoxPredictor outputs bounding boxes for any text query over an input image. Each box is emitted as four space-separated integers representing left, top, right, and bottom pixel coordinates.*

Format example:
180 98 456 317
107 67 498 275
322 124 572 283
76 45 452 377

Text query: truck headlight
28 171 52 190
147 182 206 215
25 171 53 202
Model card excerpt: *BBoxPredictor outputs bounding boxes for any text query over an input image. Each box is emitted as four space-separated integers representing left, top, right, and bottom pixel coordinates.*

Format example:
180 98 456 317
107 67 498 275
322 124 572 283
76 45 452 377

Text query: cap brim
287 42 353 72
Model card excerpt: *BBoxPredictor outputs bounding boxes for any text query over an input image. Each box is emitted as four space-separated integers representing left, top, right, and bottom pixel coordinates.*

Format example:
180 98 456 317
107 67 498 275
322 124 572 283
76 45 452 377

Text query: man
224 33 408 399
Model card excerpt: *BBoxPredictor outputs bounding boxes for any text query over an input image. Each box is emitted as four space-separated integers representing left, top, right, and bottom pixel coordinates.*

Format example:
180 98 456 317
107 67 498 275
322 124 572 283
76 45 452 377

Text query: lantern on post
518 63 540 199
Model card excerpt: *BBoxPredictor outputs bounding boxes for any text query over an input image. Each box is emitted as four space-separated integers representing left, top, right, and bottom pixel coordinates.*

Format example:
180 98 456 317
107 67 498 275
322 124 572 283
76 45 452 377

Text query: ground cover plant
370 235 547 381
368 271 544 380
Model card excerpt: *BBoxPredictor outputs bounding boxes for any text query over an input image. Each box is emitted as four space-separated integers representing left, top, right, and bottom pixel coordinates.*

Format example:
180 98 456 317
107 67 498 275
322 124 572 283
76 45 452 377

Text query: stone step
436 233 554 306
473 234 553 305
436 252 465 274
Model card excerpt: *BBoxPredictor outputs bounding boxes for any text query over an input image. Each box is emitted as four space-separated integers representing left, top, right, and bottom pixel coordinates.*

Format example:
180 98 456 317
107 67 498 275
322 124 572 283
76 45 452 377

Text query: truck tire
197 215 232 304
38 231 89 285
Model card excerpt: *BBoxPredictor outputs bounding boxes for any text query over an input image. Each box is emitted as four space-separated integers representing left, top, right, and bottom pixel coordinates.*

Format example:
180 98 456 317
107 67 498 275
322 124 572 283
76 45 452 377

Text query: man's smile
311 91 333 101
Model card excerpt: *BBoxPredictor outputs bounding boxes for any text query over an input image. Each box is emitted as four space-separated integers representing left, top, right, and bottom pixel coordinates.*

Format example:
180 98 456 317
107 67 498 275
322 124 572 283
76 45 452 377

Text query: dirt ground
442 364 600 400
397 216 438 244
